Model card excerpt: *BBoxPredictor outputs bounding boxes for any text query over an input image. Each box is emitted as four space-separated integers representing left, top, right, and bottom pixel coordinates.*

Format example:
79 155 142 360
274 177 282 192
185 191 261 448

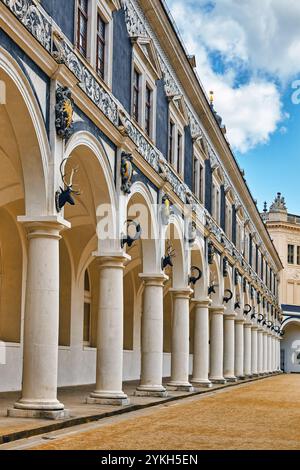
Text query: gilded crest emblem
55 86 74 139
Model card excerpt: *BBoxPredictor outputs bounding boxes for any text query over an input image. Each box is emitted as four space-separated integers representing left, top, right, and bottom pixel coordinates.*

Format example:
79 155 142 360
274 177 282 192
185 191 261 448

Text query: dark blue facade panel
220 185 225 231
184 125 193 190
205 159 212 213
155 79 169 158
0 28 50 135
40 1 75 43
112 9 132 113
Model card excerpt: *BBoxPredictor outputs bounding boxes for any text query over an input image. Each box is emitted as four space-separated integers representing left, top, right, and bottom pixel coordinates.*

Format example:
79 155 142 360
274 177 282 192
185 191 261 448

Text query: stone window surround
74 0 114 88
192 144 205 204
131 46 157 143
168 99 187 179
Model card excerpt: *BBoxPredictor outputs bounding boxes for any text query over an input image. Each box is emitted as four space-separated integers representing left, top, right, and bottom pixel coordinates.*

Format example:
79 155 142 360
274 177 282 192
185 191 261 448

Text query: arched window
83 269 91 345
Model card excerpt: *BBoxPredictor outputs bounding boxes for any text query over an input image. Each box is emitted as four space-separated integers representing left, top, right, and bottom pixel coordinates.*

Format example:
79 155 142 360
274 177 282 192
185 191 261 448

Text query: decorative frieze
3 0 52 51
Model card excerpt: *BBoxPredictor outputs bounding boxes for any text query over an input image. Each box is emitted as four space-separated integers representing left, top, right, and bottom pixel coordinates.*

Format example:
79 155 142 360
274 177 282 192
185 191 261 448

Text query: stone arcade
0 0 283 419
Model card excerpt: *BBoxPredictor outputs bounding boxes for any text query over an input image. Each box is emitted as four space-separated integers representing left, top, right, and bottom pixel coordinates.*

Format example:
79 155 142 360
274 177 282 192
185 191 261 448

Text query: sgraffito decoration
55 86 74 139
121 152 133 195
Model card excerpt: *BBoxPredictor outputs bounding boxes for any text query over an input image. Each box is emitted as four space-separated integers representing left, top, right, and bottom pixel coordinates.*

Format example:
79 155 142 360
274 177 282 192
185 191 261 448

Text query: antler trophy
56 157 81 212
162 242 176 270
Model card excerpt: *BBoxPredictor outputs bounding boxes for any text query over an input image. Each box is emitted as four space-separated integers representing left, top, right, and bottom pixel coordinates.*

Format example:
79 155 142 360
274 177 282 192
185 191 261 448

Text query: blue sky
167 0 300 214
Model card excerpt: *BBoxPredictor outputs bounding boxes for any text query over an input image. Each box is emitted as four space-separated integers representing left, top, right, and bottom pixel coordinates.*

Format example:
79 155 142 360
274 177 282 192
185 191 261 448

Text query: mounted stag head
56 158 81 212
251 310 257 320
161 242 176 270
189 266 202 286
121 219 142 248
266 321 273 329
257 314 265 324
234 297 241 310
223 289 233 303
243 304 252 316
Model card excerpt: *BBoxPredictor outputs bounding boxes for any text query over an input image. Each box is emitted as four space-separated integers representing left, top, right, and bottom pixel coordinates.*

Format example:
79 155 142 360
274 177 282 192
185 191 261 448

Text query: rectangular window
212 183 216 219
288 244 294 264
168 120 174 163
216 189 220 223
145 85 152 136
77 0 89 57
193 155 198 196
177 131 182 174
132 69 140 122
297 247 300 265
96 14 106 79
199 163 204 203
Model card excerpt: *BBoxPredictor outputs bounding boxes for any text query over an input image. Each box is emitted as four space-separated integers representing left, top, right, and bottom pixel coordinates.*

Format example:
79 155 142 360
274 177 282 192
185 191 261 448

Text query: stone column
267 333 272 373
251 326 258 376
263 331 268 374
191 299 212 387
168 288 194 391
235 319 244 379
223 315 237 382
243 322 252 377
8 217 70 419
135 274 168 397
209 306 226 384
257 329 264 375
87 254 129 405
272 336 276 372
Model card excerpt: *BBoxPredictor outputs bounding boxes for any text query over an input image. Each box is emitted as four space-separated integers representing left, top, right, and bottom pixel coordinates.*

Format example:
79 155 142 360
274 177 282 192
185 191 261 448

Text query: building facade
263 194 300 372
0 0 282 419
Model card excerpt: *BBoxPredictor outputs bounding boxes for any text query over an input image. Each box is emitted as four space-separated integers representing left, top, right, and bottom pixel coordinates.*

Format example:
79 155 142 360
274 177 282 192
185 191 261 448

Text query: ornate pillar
257 328 264 375
251 326 258 376
209 306 226 384
224 314 237 382
8 217 70 419
135 274 168 397
235 319 244 379
87 254 129 405
263 331 268 374
168 288 194 391
243 322 252 377
267 333 272 373
191 299 212 387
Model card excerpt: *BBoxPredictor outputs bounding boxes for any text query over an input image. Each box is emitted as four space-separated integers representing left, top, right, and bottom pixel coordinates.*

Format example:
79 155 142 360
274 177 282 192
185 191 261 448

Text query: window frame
288 244 295 265
77 0 89 58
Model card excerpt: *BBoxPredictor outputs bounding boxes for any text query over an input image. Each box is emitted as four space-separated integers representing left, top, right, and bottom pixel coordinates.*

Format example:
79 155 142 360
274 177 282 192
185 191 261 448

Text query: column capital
224 314 236 321
251 325 259 331
17 215 70 240
235 318 245 325
139 273 169 287
191 297 211 308
244 321 253 328
93 251 131 270
210 305 226 315
169 287 193 299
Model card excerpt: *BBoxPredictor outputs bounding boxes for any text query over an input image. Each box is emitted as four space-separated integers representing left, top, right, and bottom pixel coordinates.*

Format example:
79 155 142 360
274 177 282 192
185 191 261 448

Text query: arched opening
281 319 300 373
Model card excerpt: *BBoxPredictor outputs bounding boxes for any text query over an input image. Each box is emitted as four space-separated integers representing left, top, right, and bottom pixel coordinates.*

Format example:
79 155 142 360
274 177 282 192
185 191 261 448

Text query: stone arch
190 239 208 300
281 318 300 373
223 264 234 312
0 47 48 215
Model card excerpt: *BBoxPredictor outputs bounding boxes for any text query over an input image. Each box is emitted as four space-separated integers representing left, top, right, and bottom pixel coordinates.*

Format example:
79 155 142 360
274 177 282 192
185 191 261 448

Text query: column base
251 373 259 377
191 379 213 388
236 375 246 380
167 381 194 392
135 385 168 398
7 408 69 420
210 377 227 384
87 391 129 406
224 376 237 383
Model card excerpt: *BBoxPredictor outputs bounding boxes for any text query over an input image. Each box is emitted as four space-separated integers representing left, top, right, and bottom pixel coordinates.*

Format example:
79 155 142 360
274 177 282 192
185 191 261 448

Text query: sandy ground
32 374 300 450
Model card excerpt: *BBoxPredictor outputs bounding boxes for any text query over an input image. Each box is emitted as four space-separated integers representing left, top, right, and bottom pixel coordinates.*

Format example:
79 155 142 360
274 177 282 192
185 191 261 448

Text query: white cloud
166 0 298 153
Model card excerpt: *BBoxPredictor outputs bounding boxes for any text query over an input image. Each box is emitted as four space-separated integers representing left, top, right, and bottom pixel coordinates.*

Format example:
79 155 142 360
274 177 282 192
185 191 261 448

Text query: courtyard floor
1 373 299 450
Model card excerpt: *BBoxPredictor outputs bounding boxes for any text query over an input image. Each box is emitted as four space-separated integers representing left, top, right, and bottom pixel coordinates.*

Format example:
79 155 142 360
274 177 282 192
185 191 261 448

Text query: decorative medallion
55 86 74 139
121 152 133 194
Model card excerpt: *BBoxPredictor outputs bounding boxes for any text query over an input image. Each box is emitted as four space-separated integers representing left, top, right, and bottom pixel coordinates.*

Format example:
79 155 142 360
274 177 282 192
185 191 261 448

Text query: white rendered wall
281 324 300 373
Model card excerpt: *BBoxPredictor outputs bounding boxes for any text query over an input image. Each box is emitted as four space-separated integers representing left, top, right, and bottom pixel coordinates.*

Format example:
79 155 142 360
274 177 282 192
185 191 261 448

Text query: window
199 163 204 203
288 244 294 264
77 0 89 57
83 270 91 345
215 188 220 224
96 14 106 79
297 246 300 265
177 131 182 174
168 120 174 163
132 69 140 122
145 85 152 136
